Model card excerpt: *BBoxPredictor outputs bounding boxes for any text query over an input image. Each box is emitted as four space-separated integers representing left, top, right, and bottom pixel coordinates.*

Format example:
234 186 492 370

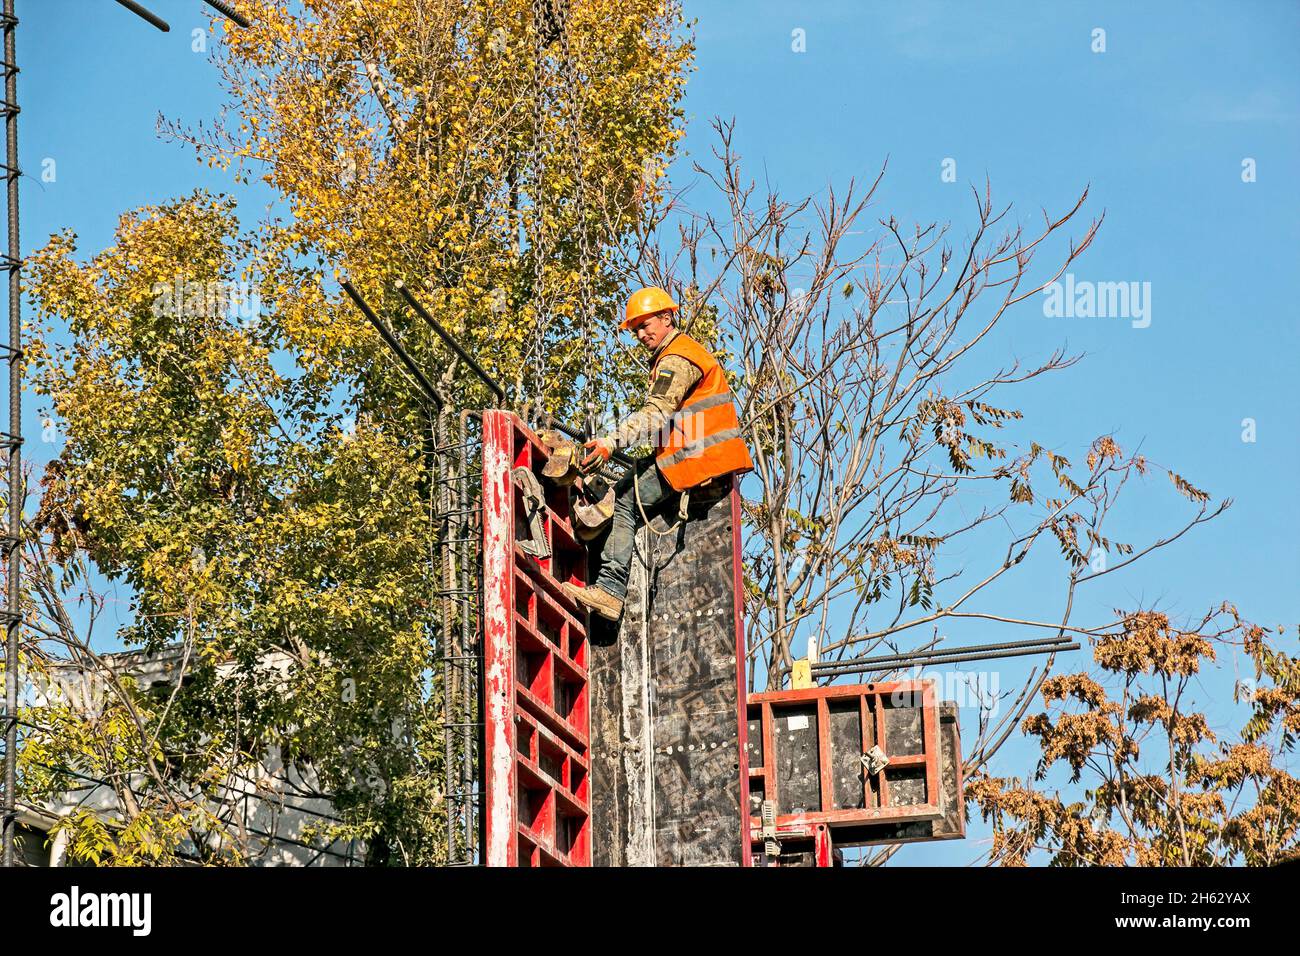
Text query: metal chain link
521 0 600 434
525 0 555 420
553 0 599 436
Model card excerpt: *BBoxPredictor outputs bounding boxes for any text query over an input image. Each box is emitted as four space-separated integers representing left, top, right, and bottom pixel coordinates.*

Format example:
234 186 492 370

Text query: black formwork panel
856 701 965 845
590 480 747 866
811 701 966 849
829 700 867 810
772 705 820 815
747 681 966 861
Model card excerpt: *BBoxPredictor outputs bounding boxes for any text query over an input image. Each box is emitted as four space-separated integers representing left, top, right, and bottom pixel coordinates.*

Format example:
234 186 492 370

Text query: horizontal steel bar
812 635 1080 674
823 642 1082 677
536 418 636 469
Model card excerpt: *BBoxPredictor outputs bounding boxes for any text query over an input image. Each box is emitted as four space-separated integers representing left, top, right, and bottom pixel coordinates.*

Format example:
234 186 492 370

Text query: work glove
580 438 612 472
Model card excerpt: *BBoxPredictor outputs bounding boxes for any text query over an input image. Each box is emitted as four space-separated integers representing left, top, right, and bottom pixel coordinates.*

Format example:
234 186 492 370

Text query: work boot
560 582 624 622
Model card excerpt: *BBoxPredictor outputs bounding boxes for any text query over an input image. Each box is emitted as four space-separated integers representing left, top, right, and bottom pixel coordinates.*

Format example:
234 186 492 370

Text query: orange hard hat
621 286 678 329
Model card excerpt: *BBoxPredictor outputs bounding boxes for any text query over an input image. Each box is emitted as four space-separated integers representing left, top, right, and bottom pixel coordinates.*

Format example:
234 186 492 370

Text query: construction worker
561 286 754 621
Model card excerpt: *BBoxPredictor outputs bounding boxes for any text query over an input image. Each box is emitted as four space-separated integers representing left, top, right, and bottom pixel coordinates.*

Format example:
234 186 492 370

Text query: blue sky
20 1 1300 865
680 0 1300 864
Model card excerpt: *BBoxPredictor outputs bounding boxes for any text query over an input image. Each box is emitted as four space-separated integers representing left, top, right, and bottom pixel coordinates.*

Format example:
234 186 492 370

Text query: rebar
431 409 483 865
814 641 1081 679
341 280 444 408
202 0 250 29
343 275 486 865
396 281 505 403
113 0 170 31
1 0 18 869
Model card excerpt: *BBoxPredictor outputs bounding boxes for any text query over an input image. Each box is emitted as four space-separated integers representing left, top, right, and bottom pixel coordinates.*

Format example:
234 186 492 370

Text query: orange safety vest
651 332 754 491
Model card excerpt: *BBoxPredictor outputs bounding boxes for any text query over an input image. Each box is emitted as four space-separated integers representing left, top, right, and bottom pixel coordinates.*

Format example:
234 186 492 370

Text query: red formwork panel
748 680 962 863
482 411 592 866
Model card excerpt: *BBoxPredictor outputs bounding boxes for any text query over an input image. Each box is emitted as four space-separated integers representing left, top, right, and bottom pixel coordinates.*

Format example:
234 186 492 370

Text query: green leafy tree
17 0 691 865
24 195 436 862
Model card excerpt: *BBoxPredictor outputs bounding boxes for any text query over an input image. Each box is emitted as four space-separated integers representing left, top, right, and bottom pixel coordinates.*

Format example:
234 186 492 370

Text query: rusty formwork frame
481 409 756 867
481 410 592 866
747 679 965 864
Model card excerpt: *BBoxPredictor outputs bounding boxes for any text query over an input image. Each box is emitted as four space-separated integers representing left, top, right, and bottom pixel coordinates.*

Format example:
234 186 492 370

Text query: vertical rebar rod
459 411 476 856
430 409 482 865
437 413 455 860
2 0 18 870
446 414 462 860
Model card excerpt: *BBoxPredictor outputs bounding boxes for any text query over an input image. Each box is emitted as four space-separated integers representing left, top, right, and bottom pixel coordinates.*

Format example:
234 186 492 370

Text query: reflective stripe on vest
651 333 755 491
658 426 745 468
663 390 734 433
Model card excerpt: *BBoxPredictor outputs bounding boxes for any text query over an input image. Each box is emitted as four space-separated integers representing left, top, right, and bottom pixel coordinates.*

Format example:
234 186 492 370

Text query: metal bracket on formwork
861 744 890 777
511 466 551 559
537 430 581 487
761 799 781 860
572 484 615 542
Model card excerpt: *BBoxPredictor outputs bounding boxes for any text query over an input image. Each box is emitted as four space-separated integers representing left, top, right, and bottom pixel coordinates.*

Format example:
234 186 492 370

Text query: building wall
24 647 364 867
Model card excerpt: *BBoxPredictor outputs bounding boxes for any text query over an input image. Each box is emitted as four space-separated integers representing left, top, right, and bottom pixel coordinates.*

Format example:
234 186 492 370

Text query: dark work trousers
593 455 679 600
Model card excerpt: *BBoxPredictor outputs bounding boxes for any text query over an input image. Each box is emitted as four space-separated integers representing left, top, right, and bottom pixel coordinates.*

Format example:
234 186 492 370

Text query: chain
521 0 599 434
553 0 599 437
525 0 555 420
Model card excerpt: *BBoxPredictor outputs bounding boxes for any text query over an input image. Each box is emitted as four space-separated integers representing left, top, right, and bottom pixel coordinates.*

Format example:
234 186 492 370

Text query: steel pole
813 642 1082 678
811 635 1081 676
395 281 505 403
341 280 444 409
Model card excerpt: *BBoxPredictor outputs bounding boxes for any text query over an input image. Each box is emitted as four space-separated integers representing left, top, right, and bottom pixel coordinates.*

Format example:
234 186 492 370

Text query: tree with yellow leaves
23 193 441 863
166 0 691 418
17 0 693 865
967 606 1299 866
